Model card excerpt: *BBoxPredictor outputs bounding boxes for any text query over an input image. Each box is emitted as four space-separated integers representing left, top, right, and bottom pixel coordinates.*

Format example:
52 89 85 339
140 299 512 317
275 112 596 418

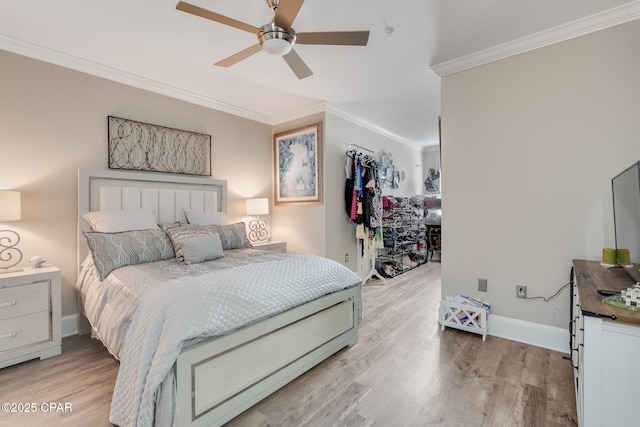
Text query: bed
75 169 362 427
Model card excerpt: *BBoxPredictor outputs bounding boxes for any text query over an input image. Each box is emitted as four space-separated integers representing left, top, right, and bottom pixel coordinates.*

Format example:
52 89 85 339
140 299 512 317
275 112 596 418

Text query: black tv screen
612 161 640 281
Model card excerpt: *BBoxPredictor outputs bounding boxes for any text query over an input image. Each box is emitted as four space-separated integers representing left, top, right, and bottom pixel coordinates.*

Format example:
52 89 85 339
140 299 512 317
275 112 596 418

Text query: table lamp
246 198 269 242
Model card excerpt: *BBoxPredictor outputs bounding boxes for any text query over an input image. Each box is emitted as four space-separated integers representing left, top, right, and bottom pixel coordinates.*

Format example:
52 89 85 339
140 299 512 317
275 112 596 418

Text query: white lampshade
246 198 269 216
0 191 21 221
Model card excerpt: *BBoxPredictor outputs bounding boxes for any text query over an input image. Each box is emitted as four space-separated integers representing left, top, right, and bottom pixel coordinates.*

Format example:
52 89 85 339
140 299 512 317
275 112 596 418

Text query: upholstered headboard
77 169 227 267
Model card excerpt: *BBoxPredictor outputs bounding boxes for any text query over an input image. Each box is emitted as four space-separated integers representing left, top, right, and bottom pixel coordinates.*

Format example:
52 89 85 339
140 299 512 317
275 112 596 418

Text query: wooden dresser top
574 259 640 326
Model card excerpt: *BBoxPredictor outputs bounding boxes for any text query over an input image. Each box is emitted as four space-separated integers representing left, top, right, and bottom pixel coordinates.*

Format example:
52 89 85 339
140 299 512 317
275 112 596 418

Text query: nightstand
252 241 287 253
0 266 61 369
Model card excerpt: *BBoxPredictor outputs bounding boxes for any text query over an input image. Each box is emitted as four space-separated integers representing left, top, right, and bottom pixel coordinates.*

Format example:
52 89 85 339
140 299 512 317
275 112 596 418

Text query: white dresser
0 266 61 369
572 260 640 427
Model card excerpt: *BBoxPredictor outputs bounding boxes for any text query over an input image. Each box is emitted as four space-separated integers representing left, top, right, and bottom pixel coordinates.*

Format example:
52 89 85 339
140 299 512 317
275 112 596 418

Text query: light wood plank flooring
0 262 577 426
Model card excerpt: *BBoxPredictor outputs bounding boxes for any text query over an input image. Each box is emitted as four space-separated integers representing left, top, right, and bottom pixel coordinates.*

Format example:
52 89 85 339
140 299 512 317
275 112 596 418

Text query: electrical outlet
516 284 527 299
345 253 349 262
478 278 487 292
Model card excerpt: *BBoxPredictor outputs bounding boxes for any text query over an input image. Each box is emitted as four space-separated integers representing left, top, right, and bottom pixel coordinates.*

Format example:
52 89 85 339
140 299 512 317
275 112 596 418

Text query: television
612 161 640 282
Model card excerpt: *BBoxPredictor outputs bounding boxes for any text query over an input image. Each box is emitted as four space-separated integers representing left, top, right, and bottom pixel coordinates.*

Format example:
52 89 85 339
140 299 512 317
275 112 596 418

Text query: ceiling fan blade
296 31 370 46
176 1 260 34
214 44 262 67
274 0 305 30
283 49 313 79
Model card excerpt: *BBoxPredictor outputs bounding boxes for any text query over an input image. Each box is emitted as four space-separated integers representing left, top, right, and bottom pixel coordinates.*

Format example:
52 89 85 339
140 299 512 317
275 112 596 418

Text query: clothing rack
345 144 386 285
347 143 374 154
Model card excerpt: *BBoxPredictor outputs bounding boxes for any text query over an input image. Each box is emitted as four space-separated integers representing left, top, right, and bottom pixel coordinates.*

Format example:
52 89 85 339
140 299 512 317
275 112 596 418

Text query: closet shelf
376 195 428 277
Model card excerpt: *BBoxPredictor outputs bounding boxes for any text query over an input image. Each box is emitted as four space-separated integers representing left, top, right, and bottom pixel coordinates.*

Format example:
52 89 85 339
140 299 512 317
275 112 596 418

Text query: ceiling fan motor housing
259 23 296 55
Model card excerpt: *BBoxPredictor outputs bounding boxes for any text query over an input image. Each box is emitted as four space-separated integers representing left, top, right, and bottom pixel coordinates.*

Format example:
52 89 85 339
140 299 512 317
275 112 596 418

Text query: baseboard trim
61 313 79 337
489 315 569 354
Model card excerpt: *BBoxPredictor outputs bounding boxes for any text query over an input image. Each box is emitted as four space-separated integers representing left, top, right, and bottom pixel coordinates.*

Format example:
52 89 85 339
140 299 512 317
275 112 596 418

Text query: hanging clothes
344 150 383 256
344 151 354 218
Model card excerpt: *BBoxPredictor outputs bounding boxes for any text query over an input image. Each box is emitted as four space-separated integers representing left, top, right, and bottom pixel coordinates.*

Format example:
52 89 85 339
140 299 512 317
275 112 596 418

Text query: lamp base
248 219 269 242
0 229 22 270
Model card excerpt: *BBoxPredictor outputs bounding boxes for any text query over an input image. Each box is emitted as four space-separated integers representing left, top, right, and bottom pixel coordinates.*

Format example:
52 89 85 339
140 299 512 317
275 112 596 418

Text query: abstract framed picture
107 116 211 176
273 122 323 205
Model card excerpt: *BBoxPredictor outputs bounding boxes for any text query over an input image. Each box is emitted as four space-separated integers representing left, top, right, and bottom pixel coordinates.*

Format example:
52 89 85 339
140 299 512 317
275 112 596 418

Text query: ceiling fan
176 0 370 79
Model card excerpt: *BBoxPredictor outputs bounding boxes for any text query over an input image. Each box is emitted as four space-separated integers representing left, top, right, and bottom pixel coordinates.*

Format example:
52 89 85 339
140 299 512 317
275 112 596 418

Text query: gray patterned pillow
165 223 252 251
206 222 252 249
83 228 175 280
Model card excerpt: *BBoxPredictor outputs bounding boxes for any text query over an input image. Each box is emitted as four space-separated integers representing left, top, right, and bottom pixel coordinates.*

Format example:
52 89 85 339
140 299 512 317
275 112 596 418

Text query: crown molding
0 34 274 125
0 33 430 149
270 101 327 125
325 104 427 150
431 1 640 77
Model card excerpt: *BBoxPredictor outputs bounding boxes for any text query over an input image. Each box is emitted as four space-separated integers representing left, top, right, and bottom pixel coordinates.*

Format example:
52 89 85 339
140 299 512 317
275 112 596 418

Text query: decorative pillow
83 208 158 232
205 223 252 250
165 226 225 263
83 228 175 280
159 221 182 230
173 232 224 264
184 208 227 226
165 223 251 251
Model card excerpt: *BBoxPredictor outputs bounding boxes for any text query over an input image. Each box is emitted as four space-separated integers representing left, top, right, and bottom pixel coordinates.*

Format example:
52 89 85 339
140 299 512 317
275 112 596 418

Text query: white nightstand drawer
0 281 49 321
0 311 50 351
0 267 60 368
252 241 287 253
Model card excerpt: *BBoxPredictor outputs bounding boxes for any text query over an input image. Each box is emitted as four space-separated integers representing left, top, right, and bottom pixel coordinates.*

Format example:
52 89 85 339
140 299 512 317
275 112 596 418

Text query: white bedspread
107 253 362 427
76 249 293 359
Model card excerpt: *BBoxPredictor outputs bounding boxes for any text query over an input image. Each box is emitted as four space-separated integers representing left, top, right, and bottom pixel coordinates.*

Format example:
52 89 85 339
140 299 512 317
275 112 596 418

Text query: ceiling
1 0 639 150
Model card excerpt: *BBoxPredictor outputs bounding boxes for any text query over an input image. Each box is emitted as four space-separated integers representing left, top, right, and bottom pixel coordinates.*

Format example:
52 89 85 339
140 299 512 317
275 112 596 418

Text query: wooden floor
0 262 577 426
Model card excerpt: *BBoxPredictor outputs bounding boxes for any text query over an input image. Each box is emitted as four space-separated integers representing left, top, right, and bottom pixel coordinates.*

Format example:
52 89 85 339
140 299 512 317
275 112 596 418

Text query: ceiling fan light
262 37 292 56
259 23 295 56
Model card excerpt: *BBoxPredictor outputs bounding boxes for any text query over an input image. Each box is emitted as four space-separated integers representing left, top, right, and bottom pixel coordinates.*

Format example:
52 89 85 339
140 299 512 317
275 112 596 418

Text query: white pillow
83 208 158 232
184 208 227 225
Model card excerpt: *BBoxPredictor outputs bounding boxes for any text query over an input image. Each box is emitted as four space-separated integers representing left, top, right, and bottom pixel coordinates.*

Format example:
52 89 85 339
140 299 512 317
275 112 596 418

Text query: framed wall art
108 116 211 176
273 122 323 205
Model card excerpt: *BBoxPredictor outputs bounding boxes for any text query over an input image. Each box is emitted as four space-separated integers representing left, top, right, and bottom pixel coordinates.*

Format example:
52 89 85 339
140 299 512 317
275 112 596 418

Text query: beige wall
0 50 273 317
0 47 432 321
440 20 640 328
272 113 327 256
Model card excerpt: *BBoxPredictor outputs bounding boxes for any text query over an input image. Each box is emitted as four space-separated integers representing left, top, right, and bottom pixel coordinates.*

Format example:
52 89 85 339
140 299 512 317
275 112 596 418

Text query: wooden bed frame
76 169 360 426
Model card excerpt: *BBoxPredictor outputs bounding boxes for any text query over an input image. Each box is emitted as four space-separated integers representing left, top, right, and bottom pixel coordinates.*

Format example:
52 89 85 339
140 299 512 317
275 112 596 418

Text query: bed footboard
175 286 359 427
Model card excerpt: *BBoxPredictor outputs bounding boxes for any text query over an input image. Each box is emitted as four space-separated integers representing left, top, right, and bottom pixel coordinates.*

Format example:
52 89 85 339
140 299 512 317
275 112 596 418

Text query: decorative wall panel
108 116 211 176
